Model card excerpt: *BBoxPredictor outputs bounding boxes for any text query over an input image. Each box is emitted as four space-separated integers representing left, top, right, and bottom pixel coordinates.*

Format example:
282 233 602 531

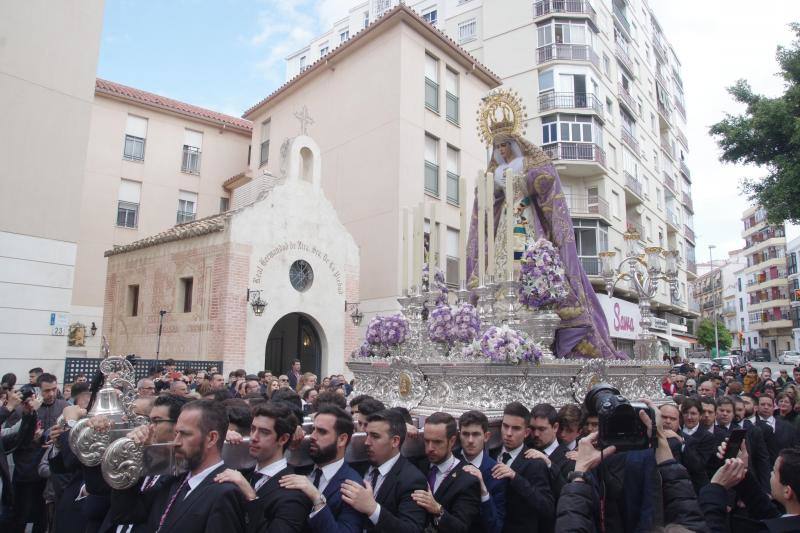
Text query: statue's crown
477 89 527 146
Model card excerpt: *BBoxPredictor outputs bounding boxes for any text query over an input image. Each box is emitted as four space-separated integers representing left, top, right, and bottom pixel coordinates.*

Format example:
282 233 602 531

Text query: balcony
680 160 691 180
663 172 677 194
621 128 640 155
682 192 694 213
538 92 603 119
749 308 793 330
657 100 672 127
660 137 674 160
615 42 635 76
676 129 689 151
687 259 697 276
666 207 681 230
612 3 631 38
533 0 599 30
653 37 668 61
564 193 610 221
674 98 687 120
722 302 737 316
627 219 645 240
792 290 800 307
617 83 637 116
746 249 786 268
580 256 601 276
655 69 669 90
541 142 606 171
176 210 196 225
624 171 643 200
684 224 695 242
537 44 600 69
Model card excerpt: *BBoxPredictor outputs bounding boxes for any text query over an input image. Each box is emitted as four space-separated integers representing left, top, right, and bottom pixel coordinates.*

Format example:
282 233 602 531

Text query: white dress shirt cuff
369 504 382 524
481 492 491 503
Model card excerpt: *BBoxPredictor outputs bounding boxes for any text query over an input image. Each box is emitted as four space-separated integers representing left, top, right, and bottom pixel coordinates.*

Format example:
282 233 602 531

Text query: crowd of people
1 357 800 533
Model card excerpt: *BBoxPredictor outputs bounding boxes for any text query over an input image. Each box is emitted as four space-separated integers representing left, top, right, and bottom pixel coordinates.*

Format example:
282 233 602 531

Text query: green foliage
696 318 733 352
709 23 800 224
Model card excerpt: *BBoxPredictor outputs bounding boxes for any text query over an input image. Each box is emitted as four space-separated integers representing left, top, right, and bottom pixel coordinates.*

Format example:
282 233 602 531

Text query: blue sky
97 0 353 117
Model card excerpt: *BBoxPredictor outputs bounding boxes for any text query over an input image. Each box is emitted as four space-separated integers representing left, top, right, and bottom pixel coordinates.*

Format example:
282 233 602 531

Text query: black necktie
501 452 512 465
312 468 323 489
369 468 380 489
250 472 263 489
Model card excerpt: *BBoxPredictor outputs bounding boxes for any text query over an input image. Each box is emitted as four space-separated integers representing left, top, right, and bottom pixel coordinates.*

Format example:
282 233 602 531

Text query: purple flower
365 314 409 348
479 325 543 364
452 304 481 343
428 304 454 344
519 238 568 309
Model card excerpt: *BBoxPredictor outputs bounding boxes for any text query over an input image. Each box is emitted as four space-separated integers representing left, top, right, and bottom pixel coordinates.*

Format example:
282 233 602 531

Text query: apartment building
0 0 105 381
787 235 800 351
741 206 792 357
693 251 748 350
288 0 698 350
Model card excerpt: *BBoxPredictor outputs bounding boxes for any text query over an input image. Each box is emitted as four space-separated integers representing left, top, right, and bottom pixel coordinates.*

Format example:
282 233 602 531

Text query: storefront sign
596 294 641 340
651 318 669 332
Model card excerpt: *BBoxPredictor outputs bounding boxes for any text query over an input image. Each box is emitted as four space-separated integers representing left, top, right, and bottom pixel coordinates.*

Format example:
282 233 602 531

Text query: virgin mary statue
466 90 621 359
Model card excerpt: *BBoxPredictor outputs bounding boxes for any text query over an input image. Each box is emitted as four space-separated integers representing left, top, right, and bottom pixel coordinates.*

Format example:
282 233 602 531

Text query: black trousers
10 478 46 533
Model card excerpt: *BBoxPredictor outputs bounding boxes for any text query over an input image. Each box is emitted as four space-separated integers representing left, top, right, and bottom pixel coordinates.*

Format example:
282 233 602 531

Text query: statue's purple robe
466 160 623 359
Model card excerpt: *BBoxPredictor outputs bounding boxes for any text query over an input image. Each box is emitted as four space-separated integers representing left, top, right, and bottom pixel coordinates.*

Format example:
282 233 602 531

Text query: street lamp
599 229 681 360
344 302 364 326
90 322 97 336
709 245 720 357
247 289 267 317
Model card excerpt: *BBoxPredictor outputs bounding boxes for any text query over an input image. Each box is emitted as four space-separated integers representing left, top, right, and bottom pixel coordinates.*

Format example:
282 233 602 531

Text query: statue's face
496 141 513 162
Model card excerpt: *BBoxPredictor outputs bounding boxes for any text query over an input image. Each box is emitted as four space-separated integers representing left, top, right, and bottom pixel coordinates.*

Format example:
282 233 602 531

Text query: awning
654 332 692 349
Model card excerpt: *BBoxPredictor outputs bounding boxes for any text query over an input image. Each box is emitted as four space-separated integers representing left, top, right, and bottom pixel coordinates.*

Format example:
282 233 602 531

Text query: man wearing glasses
278 375 291 389
137 378 156 398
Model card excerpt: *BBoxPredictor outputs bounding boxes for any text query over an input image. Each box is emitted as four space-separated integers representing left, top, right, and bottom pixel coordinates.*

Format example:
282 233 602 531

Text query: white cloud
651 0 800 256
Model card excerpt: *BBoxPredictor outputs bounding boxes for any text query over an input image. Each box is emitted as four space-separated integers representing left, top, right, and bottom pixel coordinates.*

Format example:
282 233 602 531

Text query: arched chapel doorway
265 313 322 378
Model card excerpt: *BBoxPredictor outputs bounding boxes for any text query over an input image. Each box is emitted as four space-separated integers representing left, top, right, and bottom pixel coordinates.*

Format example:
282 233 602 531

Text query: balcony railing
537 44 600 68
621 128 640 154
624 171 643 198
747 228 786 245
660 138 674 159
664 172 677 193
580 257 601 275
722 303 737 315
684 224 695 242
541 142 606 167
615 43 634 75
538 92 603 117
687 259 697 275
564 193 610 219
674 98 687 119
627 220 645 240
666 207 680 228
655 69 669 89
682 192 694 212
750 309 792 325
676 129 689 151
658 100 672 124
747 250 787 268
747 269 789 286
176 210 196 225
612 3 631 36
653 37 668 60
617 83 637 116
680 160 691 179
750 292 790 305
533 0 598 28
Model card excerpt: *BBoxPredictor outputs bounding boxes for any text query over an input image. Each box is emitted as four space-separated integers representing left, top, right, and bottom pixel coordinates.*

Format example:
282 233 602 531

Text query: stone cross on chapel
294 105 314 135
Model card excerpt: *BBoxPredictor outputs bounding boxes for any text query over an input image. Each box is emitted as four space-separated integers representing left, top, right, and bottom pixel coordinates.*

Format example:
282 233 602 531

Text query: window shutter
425 136 438 164
125 115 148 138
261 120 271 141
425 54 439 82
445 69 458 96
118 179 141 203
184 129 203 150
447 147 459 174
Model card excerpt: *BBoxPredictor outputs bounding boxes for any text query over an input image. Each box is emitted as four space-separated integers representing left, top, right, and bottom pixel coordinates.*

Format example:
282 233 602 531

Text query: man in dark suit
458 410 506 533
107 400 244 533
410 412 480 532
679 398 716 464
340 409 427 533
287 360 302 391
490 402 554 533
278 405 364 533
214 403 310 533
757 395 798 465
734 395 771 492
0 391 37 529
528 404 569 470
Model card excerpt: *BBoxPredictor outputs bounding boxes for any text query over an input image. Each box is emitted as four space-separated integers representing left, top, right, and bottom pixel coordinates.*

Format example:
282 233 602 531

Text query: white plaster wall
0 232 76 382
233 167 359 377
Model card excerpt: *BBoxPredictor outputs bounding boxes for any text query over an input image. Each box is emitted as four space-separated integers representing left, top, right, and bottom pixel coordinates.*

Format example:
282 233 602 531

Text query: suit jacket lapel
255 466 293 498
433 460 464 499
322 464 345 500
375 456 402 504
163 465 226 529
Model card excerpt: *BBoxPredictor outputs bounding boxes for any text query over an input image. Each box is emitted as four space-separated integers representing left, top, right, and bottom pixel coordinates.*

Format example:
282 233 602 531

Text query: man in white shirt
340 409 427 533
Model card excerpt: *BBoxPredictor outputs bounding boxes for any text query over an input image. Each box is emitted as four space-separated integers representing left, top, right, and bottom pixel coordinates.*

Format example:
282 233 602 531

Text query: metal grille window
260 120 271 166
425 54 439 113
422 10 437 25
446 227 459 287
424 134 439 196
177 195 196 225
446 146 460 205
116 201 138 228
123 135 145 161
219 197 230 213
458 19 477 43
445 68 459 125
182 146 201 173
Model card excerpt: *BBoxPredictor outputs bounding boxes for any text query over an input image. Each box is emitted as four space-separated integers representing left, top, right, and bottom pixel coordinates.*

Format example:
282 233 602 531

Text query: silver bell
89 383 126 423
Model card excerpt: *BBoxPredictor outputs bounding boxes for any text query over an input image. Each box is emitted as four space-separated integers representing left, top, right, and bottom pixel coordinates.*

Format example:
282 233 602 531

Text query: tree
709 23 800 224
696 318 733 353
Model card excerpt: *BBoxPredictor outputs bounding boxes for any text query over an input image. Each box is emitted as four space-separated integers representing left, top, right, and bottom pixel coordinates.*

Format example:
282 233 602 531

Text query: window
182 129 203 174
180 277 193 313
611 190 621 219
128 285 139 317
117 179 141 228
425 54 439 112
177 190 197 224
538 21 591 46
446 228 459 287
656 188 662 209
458 19 477 43
650 112 656 134
422 9 437 25
319 44 329 57
445 68 459 124
260 119 270 166
363 11 369 28
123 115 147 161
645 216 653 241
541 113 597 144
538 70 554 93
219 197 230 213
446 145 460 205
573 219 608 275
339 30 349 43
605 97 614 122
608 143 617 169
299 56 307 70
424 134 439 196
738 277 742 292
603 53 611 77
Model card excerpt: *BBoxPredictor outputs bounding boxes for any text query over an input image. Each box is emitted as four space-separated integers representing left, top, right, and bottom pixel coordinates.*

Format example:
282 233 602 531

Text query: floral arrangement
428 304 454 344
519 238 568 309
479 325 543 364
355 342 375 358
422 264 448 305
365 314 409 347
451 303 481 343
